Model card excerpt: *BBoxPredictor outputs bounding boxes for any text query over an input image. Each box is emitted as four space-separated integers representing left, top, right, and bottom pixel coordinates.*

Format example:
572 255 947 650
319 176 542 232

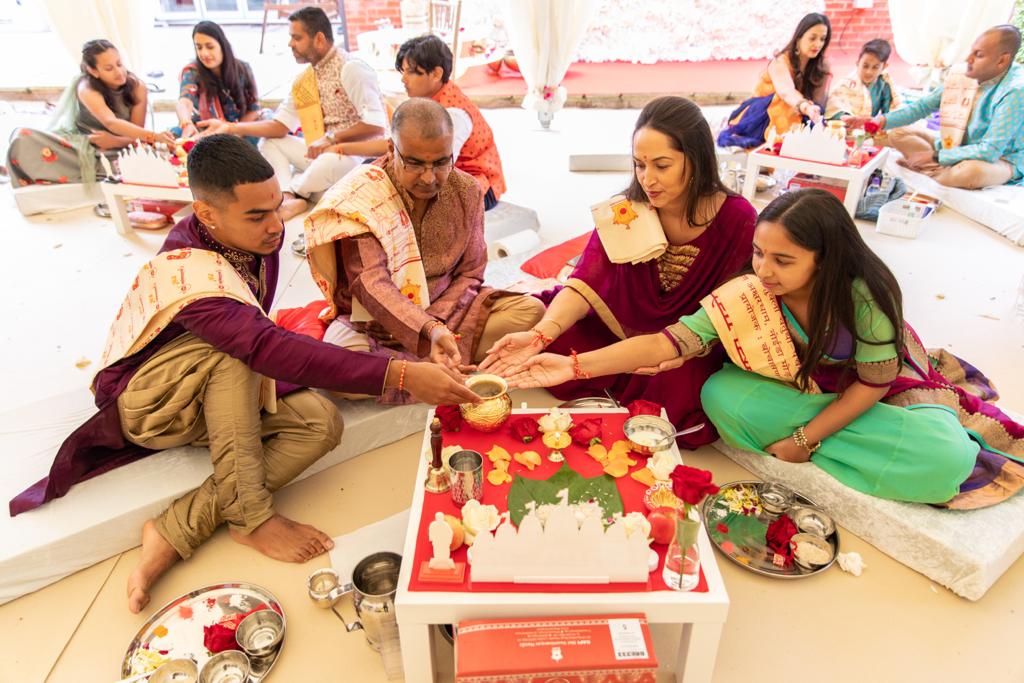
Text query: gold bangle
792 425 821 454
537 317 563 336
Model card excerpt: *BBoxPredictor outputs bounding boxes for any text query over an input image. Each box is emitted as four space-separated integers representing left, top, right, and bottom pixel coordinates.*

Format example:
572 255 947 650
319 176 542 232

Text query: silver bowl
235 609 284 658
791 506 836 537
150 659 198 683
623 415 674 456
198 651 250 683
791 533 835 570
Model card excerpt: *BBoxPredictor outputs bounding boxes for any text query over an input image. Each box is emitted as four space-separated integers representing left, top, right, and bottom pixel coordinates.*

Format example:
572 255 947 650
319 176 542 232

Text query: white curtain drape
500 0 598 126
888 0 1015 86
37 0 156 75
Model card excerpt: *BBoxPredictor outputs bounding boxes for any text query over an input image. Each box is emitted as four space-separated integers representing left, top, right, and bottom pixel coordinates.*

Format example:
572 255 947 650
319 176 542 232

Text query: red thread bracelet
570 349 591 380
531 328 554 348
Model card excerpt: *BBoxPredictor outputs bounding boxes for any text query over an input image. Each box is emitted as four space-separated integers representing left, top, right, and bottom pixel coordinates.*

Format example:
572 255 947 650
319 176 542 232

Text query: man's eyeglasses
394 144 453 175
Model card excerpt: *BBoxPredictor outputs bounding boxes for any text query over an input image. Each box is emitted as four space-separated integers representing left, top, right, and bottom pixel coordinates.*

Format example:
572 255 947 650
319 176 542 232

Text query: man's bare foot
278 195 308 221
229 514 334 563
127 520 181 614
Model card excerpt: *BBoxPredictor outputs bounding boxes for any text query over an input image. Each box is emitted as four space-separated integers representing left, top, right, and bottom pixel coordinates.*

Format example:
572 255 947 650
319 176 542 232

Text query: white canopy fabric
888 0 1015 86
38 0 156 75
501 0 598 127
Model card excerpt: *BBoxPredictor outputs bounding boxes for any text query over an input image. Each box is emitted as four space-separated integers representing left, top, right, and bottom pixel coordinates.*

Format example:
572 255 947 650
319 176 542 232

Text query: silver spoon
650 422 707 451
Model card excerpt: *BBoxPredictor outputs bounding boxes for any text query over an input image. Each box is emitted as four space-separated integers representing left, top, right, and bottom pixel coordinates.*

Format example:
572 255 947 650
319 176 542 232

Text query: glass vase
662 506 701 591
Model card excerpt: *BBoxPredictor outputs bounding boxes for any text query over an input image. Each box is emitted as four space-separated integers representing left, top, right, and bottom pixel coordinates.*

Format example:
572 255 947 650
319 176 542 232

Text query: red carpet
457 57 914 99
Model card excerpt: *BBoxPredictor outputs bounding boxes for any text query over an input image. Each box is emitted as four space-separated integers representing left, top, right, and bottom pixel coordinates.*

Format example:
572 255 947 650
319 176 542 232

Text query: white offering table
394 408 730 683
101 181 193 235
742 144 889 217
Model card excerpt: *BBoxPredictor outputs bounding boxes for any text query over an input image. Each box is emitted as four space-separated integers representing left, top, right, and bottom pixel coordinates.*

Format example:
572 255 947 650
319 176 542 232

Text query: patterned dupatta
97 247 276 411
699 275 820 393
304 163 431 323
939 72 979 149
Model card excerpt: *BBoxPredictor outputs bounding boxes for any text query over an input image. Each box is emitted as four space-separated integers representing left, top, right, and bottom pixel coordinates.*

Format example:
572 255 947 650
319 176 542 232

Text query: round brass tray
701 480 839 579
121 582 285 681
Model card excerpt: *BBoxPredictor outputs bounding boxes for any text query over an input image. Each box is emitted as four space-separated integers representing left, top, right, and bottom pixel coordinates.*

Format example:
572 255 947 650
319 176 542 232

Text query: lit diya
542 430 572 462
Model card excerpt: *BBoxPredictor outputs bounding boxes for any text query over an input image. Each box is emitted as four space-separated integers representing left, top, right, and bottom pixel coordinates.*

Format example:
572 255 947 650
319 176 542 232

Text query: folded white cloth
591 195 667 264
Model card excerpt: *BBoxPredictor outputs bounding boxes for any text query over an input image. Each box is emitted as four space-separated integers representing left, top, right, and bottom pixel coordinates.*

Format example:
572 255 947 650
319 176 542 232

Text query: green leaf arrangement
507 462 624 527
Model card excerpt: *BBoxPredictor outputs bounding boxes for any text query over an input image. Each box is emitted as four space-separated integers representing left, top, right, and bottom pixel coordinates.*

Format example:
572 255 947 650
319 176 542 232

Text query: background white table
742 145 889 217
395 408 730 683
101 181 193 235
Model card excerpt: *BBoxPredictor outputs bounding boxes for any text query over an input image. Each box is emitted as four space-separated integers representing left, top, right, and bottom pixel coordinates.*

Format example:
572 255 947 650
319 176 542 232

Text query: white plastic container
876 198 937 239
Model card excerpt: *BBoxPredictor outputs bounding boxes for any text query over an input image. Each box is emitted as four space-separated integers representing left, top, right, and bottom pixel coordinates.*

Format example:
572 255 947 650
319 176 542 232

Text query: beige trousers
117 334 343 559
325 294 546 364
889 128 1014 189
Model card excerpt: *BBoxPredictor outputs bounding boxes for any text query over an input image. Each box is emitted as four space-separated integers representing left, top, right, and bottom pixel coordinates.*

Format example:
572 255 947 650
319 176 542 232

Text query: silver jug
307 552 402 652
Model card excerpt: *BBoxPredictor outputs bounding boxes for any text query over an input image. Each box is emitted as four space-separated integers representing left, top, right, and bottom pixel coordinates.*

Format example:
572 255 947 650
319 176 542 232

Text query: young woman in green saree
507 189 1024 509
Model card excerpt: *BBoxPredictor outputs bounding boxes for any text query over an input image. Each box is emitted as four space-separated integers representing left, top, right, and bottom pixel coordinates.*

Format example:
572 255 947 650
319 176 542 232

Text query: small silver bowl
791 506 835 537
791 533 834 570
759 481 794 515
623 415 674 456
198 651 250 683
235 609 284 658
150 659 199 683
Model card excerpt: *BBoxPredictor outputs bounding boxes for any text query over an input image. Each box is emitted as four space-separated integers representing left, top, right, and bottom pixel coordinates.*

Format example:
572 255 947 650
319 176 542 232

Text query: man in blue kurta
849 25 1024 189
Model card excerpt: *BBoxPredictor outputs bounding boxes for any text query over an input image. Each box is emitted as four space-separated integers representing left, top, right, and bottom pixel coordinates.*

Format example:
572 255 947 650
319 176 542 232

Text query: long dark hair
624 96 733 228
191 21 255 113
758 189 904 390
81 39 139 111
781 13 832 102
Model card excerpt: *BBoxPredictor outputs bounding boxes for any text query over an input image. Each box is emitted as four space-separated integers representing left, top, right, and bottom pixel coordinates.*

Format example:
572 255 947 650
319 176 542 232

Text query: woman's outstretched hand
504 353 574 388
478 330 543 375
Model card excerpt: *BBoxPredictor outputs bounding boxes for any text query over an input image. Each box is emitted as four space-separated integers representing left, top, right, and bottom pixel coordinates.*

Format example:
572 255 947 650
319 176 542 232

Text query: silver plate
122 583 285 681
701 480 839 579
558 396 618 409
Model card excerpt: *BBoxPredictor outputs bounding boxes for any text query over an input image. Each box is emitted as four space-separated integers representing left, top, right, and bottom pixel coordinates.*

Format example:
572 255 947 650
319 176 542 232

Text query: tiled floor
1 105 1023 682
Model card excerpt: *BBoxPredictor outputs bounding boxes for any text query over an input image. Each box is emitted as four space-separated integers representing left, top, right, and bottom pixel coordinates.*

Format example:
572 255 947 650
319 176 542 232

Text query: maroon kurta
11 214 391 516
539 195 757 449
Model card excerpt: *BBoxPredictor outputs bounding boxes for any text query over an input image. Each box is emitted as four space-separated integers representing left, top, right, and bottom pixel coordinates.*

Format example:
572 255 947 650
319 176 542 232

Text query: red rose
509 416 541 443
203 622 241 653
627 399 662 417
864 120 881 135
182 140 196 152
669 465 719 506
765 514 798 562
569 417 602 446
169 156 182 166
435 405 462 432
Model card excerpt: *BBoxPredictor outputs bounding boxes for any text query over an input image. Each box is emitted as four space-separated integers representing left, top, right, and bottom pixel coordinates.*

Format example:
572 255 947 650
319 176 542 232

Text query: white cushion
0 390 427 605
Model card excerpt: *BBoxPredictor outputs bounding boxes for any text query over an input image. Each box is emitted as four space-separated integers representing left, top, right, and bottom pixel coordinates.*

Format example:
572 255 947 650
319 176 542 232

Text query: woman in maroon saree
480 97 756 448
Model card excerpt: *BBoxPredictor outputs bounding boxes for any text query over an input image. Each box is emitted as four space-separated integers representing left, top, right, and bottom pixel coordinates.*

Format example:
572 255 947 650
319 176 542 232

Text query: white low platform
712 440 1024 600
886 156 1024 246
12 183 103 215
0 390 428 605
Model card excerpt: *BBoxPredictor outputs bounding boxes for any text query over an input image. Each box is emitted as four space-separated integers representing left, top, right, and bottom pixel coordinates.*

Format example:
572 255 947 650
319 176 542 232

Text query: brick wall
342 0 402 50
824 0 894 59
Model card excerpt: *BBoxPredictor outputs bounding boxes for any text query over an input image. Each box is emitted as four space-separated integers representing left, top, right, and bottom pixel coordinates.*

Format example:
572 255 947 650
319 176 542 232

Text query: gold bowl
460 374 512 432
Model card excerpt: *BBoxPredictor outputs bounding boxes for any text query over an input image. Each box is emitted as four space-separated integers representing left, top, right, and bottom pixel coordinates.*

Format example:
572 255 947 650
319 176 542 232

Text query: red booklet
455 613 658 683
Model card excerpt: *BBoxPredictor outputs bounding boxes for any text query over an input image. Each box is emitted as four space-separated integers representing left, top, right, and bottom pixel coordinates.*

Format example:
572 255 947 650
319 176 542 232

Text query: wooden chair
260 0 341 54
429 0 462 74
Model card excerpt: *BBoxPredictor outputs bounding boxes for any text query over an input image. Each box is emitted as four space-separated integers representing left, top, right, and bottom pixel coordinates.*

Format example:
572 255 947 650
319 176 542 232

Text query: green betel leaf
507 463 624 527
567 473 624 521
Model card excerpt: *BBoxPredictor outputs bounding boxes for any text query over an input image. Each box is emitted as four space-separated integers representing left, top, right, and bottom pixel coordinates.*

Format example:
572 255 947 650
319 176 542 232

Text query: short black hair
395 34 453 84
188 134 276 203
289 6 333 45
860 38 891 63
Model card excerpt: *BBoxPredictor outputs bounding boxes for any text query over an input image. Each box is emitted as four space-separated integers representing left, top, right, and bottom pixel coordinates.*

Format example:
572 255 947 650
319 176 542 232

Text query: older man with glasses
300 98 544 402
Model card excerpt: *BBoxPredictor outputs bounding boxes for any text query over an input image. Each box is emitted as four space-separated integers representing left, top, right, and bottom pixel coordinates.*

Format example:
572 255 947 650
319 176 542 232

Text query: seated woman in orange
718 13 832 148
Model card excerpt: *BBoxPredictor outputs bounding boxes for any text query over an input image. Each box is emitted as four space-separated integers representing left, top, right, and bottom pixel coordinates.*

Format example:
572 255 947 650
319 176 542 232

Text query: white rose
538 407 573 433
